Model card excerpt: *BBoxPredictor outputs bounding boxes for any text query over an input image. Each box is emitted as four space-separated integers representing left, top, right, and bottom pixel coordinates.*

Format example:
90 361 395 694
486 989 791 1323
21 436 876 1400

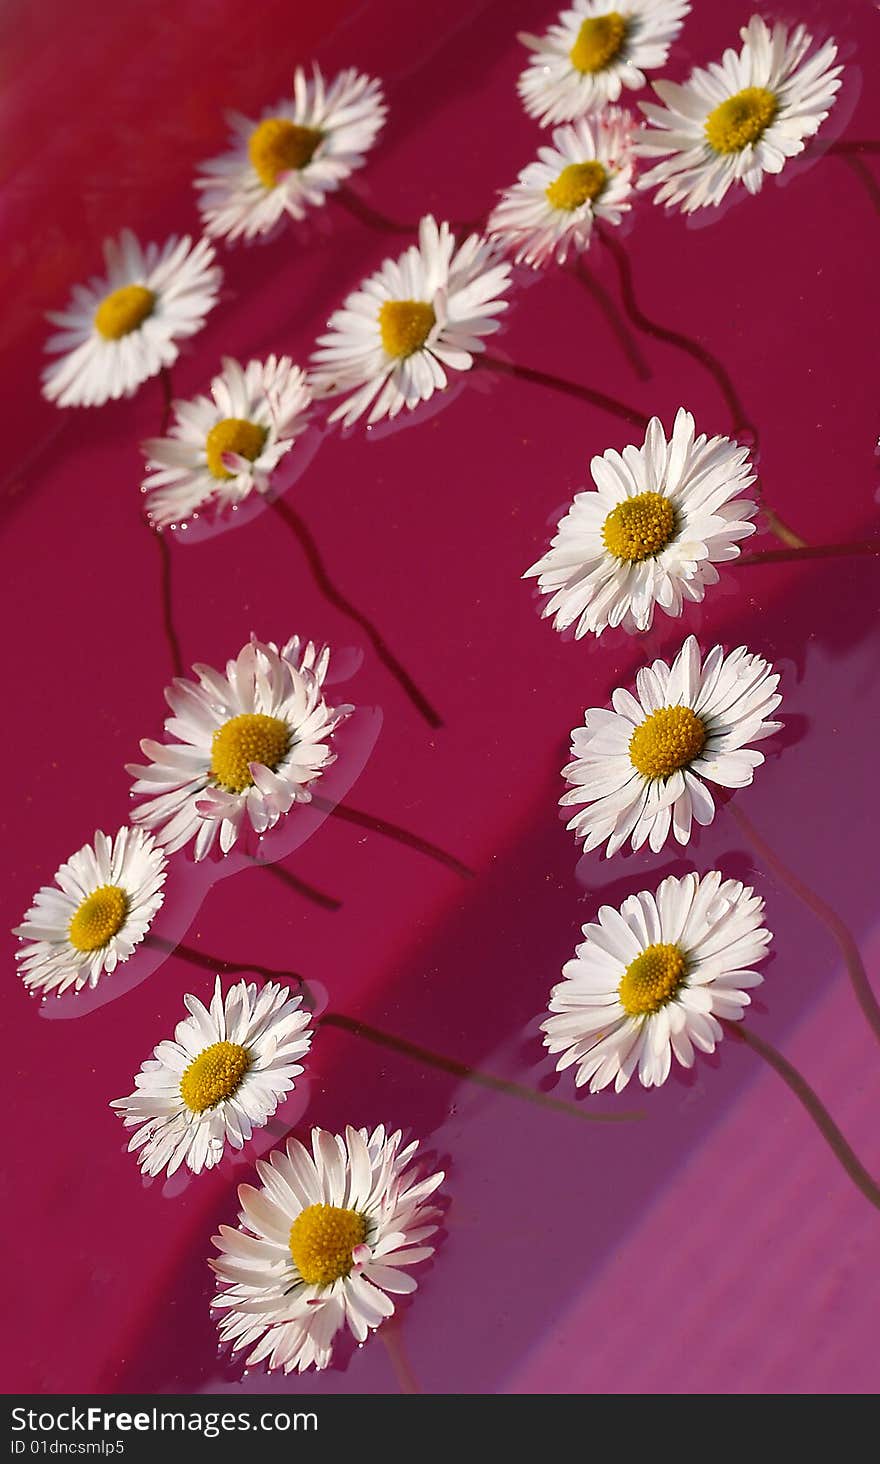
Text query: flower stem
480 353 651 430
335 186 416 235
573 259 651 380
272 495 443 730
258 861 342 911
335 186 484 238
737 540 880 566
838 153 880 216
311 794 474 880
597 224 754 435
146 935 305 989
380 1319 422 1394
731 803 880 1048
728 1023 880 1211
754 494 808 550
320 1011 644 1123
149 367 185 678
596 225 808 550
154 531 184 677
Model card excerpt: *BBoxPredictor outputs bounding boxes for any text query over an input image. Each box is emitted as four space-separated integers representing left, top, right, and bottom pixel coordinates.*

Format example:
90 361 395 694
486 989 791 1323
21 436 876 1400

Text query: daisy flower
111 977 313 1177
127 634 350 861
488 109 635 268
309 214 512 428
211 1125 444 1373
140 355 311 528
518 0 691 126
562 634 782 857
636 16 842 213
542 871 771 1092
524 408 757 638
14 828 167 997
42 231 222 408
195 66 387 243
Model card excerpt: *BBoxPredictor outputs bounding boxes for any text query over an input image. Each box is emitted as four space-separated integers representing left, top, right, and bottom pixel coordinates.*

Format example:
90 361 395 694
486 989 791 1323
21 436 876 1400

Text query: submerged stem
257 861 342 911
481 353 650 430
146 935 305 989
573 259 651 380
154 531 184 677
731 804 880 1049
839 153 880 217
738 540 880 566
335 185 418 235
596 225 808 550
729 1023 880 1212
321 1011 644 1123
380 1319 423 1395
312 795 474 881
272 496 443 729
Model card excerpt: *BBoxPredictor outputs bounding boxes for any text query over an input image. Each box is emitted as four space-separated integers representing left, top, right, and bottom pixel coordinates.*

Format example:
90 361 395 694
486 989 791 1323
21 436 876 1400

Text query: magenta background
2 0 879 1395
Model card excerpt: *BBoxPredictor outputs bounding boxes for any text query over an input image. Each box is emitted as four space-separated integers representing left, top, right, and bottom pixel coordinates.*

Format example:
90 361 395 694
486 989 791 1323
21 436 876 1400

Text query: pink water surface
2 0 879 1395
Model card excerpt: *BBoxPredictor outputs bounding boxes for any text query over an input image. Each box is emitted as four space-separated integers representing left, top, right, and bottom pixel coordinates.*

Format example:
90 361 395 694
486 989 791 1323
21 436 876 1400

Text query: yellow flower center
629 706 706 780
602 491 675 562
249 118 323 187
94 285 155 341
289 1203 368 1286
705 87 778 155
546 160 608 211
569 12 629 73
68 885 129 953
210 713 291 794
179 1041 250 1113
619 942 686 1017
378 299 436 358
204 418 268 480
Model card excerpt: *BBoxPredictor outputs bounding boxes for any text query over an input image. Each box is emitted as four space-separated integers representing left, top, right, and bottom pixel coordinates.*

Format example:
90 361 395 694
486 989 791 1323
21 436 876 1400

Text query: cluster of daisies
13 634 446 1374
40 11 842 530
23 5 847 1379
16 631 346 990
520 401 784 1093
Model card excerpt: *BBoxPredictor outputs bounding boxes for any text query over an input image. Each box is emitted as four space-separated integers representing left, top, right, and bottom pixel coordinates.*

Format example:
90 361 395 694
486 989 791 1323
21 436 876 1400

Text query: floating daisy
14 828 167 997
309 214 512 428
562 635 782 857
127 634 349 860
140 355 311 527
111 977 312 1177
636 16 842 213
211 1125 444 1373
488 109 634 268
524 408 757 638
518 0 691 126
196 66 387 243
42 231 222 409
542 871 772 1092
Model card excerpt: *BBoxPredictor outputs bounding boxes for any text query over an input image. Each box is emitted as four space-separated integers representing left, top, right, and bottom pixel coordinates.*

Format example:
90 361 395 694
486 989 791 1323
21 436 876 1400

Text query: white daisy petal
14 828 167 996
211 1126 443 1373
196 66 387 243
562 635 781 857
141 355 311 527
111 977 312 1176
518 0 691 126
543 871 771 1092
636 16 842 213
42 232 221 409
126 634 349 860
488 108 635 268
525 408 758 638
310 215 511 428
